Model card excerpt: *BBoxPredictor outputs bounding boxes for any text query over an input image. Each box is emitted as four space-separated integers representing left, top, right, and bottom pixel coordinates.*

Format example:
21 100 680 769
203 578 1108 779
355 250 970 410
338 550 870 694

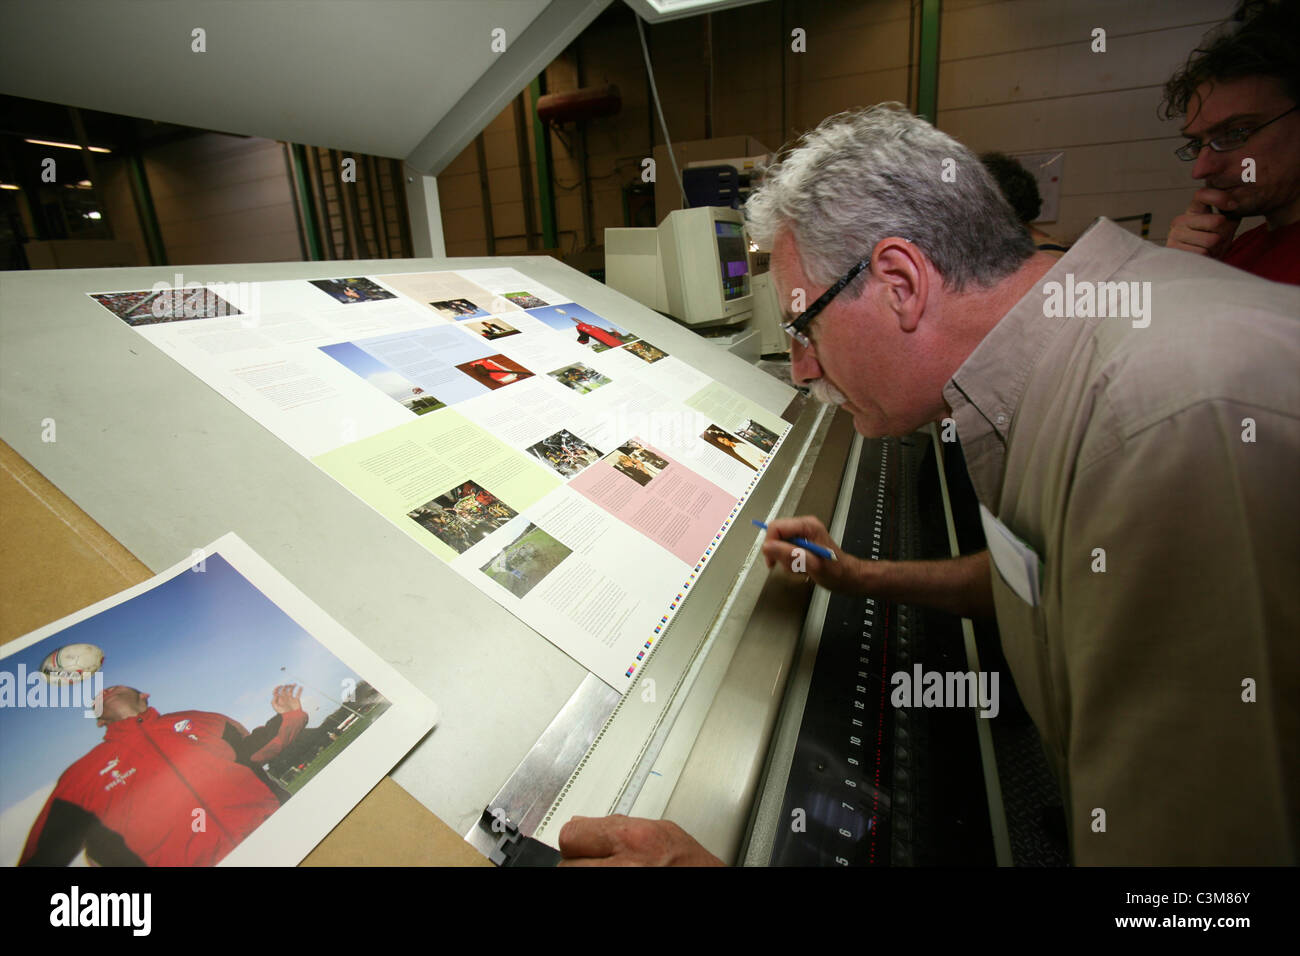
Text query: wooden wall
437 0 1243 257
143 133 302 265
936 0 1239 243
436 0 915 260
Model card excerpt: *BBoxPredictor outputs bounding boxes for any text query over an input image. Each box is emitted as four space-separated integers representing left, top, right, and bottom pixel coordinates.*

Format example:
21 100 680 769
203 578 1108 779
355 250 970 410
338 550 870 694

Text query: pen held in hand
752 519 838 561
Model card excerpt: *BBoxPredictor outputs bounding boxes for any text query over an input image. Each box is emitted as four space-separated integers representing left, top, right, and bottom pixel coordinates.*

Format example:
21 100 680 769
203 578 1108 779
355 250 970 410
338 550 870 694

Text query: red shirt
20 706 307 866
1221 220 1300 285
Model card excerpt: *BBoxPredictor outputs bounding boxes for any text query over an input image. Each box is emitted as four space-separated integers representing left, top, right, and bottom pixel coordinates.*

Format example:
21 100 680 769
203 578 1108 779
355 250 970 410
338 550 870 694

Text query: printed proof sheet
88 268 791 689
0 533 439 867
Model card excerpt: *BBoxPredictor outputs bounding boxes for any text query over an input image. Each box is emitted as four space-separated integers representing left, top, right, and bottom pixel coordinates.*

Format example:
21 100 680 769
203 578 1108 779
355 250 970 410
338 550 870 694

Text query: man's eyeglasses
1174 104 1298 161
781 256 871 348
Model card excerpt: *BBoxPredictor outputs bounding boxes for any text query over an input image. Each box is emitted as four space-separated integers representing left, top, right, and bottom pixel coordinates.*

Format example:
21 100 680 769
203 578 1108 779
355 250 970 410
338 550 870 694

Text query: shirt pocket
991 572 1057 748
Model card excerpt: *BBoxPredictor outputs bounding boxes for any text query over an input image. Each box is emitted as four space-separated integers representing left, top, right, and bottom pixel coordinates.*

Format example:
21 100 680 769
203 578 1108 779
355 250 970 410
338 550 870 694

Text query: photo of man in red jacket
19 682 307 866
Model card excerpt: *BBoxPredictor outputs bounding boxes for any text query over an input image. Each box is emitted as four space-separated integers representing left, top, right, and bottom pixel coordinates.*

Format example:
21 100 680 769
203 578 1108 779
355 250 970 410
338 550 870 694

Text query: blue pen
752 519 838 561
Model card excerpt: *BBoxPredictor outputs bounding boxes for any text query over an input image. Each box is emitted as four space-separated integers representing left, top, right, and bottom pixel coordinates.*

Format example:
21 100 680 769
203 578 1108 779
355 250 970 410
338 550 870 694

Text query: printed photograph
429 297 489 320
526 429 602 479
309 277 396 305
89 288 243 326
456 354 534 390
549 362 612 395
623 340 668 363
407 480 518 554
463 318 520 341
503 291 549 309
320 341 445 415
480 523 572 599
607 439 669 487
701 423 762 470
0 554 392 867
620 439 668 471
525 303 639 352
736 419 780 453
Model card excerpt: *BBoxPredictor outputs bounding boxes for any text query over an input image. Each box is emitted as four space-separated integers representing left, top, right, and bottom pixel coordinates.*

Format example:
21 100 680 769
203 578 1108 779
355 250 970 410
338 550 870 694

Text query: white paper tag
979 503 1042 607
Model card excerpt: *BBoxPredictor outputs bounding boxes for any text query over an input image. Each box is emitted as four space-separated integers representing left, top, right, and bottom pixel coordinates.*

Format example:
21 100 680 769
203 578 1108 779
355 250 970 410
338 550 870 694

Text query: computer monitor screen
715 221 750 302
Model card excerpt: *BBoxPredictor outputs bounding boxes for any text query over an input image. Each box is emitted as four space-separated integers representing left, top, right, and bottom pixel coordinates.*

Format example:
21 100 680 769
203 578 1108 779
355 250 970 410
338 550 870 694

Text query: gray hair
746 104 1035 293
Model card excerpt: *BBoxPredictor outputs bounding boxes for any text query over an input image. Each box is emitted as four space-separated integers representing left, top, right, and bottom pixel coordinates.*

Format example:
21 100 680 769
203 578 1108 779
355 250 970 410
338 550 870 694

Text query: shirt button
995 414 1008 426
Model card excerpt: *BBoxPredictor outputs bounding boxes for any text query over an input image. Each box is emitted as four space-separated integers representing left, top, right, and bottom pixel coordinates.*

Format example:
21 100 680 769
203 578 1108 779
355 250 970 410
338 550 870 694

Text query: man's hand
270 684 303 714
1166 189 1241 256
558 815 725 866
760 515 868 593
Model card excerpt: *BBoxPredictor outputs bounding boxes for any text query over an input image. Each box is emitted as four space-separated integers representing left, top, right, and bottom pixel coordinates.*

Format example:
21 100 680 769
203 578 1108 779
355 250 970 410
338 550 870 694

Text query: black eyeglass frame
1174 104 1298 161
781 256 872 348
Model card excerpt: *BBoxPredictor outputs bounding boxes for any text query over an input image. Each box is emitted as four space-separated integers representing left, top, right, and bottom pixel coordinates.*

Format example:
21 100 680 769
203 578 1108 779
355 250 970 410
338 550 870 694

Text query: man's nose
1191 143 1226 181
790 339 823 386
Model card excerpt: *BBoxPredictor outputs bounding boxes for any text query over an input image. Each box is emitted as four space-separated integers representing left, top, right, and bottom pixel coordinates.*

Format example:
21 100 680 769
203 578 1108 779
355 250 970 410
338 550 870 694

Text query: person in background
1162 0 1300 284
980 152 1070 256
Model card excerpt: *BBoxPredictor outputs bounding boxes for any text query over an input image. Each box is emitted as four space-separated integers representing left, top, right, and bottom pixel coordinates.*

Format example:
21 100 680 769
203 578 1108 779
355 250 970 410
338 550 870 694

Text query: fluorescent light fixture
624 0 772 23
0 183 19 190
24 138 111 153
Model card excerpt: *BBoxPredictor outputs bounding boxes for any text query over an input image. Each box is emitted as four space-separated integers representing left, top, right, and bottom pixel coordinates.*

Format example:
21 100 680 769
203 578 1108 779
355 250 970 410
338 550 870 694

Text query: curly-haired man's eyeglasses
1175 104 1298 161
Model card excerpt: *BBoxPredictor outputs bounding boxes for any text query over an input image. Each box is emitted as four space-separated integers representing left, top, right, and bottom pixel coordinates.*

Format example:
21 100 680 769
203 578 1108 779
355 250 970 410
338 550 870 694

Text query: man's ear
870 237 927 333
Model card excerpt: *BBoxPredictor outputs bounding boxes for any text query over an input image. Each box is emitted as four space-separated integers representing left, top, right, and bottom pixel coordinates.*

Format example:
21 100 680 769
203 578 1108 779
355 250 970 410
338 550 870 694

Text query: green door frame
530 76 558 251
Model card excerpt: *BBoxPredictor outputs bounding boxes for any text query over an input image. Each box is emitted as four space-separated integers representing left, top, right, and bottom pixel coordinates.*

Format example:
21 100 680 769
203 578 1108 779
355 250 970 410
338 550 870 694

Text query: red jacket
19 706 307 866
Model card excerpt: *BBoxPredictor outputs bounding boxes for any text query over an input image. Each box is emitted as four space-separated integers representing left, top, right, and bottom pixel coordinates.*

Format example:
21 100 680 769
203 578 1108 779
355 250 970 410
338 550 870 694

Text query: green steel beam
917 0 941 123
531 76 558 250
127 153 167 266
291 144 324 261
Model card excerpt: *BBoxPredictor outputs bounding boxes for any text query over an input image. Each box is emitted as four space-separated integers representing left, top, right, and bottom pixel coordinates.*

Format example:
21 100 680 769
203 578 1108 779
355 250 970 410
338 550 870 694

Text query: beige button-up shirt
943 218 1300 865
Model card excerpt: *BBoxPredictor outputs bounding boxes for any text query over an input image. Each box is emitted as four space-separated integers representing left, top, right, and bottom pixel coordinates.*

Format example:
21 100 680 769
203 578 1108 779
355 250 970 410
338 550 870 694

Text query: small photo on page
736 418 780 453
89 289 243 326
319 341 446 415
701 424 762 470
480 522 572 599
463 318 520 341
407 480 519 554
456 354 534 390
622 340 668 364
430 298 489 320
309 277 396 305
526 303 639 352
502 291 549 309
527 429 603 479
548 362 612 395
607 439 669 487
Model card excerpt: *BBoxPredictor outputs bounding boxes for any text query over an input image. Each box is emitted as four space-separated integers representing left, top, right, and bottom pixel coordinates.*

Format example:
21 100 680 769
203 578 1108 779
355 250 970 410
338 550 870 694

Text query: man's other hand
271 684 303 713
760 515 866 593
558 815 725 866
1166 189 1241 256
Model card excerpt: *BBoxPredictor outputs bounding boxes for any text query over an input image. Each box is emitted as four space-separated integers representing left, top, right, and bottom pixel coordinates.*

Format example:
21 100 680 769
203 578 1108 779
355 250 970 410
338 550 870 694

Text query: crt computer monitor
659 206 752 327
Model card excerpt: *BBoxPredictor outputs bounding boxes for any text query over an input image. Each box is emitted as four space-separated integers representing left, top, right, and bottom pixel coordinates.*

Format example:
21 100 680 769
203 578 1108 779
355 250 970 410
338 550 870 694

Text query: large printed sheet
87 268 791 689
0 533 438 867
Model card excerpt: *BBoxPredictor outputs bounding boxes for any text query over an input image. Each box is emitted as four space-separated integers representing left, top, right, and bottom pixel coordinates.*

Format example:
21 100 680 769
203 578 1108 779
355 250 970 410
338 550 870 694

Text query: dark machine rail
768 435 996 866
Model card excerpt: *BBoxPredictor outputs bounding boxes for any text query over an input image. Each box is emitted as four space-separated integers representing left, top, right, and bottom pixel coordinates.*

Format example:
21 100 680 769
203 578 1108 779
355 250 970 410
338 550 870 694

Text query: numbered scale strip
767 436 996 866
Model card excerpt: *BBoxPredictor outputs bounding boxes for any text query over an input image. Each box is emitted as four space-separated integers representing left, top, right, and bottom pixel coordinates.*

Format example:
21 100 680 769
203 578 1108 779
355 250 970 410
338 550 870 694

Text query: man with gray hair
559 104 1298 867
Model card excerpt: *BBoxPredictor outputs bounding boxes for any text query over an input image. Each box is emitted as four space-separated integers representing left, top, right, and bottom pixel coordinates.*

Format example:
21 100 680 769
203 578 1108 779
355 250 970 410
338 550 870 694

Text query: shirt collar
941 218 1145 502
